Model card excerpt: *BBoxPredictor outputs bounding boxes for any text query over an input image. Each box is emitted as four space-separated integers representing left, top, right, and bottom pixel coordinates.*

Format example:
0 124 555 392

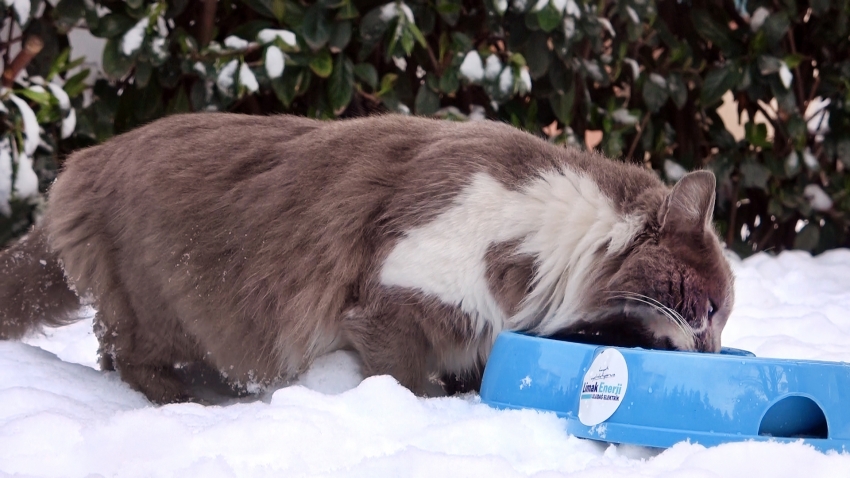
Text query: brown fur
0 113 734 403
0 228 80 339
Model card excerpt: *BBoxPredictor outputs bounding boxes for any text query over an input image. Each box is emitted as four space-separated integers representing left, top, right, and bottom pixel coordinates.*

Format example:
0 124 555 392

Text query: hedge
0 0 848 256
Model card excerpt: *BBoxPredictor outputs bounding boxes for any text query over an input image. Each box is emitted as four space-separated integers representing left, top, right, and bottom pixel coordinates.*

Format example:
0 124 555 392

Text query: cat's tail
0 226 81 340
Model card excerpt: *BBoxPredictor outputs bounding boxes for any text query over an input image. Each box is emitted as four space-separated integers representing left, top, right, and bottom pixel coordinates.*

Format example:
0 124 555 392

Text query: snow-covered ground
3 250 850 477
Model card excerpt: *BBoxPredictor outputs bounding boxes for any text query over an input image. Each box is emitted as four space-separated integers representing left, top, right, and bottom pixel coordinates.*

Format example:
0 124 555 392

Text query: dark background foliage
1 0 849 257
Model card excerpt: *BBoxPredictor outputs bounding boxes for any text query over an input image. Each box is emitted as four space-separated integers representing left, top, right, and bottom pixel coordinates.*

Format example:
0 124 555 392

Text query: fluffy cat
0 114 733 403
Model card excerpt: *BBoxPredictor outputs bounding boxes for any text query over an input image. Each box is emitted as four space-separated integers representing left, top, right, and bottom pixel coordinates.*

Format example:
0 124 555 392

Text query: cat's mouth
547 297 698 352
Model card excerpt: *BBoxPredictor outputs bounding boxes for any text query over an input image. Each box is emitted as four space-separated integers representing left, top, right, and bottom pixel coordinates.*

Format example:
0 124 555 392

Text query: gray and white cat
0 114 733 403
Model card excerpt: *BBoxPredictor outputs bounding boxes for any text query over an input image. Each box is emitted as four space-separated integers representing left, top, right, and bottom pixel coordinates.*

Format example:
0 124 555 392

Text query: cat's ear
659 170 716 233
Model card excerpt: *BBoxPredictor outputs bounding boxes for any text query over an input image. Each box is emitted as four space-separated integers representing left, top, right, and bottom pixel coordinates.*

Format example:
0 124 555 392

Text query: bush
1 0 848 257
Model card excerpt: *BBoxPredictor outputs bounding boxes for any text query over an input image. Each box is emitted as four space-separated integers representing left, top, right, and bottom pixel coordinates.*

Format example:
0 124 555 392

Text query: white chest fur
379 169 643 342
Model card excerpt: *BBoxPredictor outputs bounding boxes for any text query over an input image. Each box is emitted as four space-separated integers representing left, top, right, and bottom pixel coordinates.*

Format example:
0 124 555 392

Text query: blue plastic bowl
480 332 850 452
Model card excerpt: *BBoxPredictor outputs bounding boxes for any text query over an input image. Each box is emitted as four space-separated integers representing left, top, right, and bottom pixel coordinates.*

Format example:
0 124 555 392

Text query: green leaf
166 86 191 115
642 75 669 113
91 14 136 39
524 31 551 79
329 21 352 52
757 55 783 75
436 0 462 26
783 53 805 69
53 0 86 32
353 63 378 90
328 55 354 114
377 73 398 97
242 0 277 19
336 1 359 20
794 224 820 251
63 69 90 98
692 11 741 56
701 63 741 106
439 68 459 95
550 82 576 125
537 4 563 33
763 12 790 46
135 61 153 88
135 77 163 121
46 48 71 82
745 122 772 149
667 73 687 110
302 3 332 50
190 79 208 110
358 6 390 60
102 37 135 81
407 21 429 49
231 20 275 41
414 84 440 115
19 88 53 106
811 0 831 15
309 49 333 78
740 159 771 190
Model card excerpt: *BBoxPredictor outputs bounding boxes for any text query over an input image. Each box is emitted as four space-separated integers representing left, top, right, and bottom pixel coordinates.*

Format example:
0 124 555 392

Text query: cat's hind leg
93 277 203 404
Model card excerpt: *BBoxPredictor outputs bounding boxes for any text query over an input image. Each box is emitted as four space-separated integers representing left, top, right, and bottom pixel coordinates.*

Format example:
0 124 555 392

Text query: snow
257 29 297 48
664 159 687 181
499 66 514 94
612 108 638 125
459 51 484 81
779 62 793 89
626 6 639 23
223 35 250 50
803 147 819 168
12 150 38 198
216 59 239 94
624 58 640 79
484 55 503 80
2 251 850 475
238 63 258 93
598 17 616 37
9 93 40 156
649 72 667 89
121 17 149 56
750 7 770 31
565 0 580 18
264 46 285 79
564 16 576 39
0 139 12 215
379 1 414 22
803 184 832 211
46 83 76 139
5 0 30 24
531 0 549 12
151 37 168 61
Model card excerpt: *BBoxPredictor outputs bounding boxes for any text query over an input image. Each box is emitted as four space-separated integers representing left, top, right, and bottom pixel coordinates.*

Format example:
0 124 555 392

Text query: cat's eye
707 300 717 319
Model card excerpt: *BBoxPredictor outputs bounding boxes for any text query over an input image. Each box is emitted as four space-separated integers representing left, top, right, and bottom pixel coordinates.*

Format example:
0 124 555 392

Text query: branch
199 0 218 48
755 100 782 137
626 112 651 161
3 20 15 69
786 28 806 111
3 36 43 88
191 44 262 62
725 175 741 248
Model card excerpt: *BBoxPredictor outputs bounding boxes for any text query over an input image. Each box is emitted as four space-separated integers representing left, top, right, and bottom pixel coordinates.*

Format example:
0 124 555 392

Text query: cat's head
565 171 734 352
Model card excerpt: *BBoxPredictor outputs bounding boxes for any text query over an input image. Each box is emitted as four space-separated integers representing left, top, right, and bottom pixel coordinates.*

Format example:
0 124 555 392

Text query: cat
0 113 734 403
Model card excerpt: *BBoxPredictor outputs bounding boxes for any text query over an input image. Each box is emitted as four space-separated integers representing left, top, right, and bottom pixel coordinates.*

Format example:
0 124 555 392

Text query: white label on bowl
578 348 629 426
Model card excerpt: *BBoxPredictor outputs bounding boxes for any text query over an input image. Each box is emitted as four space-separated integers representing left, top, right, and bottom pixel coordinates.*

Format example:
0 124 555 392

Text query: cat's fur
0 113 734 403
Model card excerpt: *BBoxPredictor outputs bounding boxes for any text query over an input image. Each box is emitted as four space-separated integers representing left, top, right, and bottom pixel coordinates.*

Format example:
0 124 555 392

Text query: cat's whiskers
607 291 697 350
